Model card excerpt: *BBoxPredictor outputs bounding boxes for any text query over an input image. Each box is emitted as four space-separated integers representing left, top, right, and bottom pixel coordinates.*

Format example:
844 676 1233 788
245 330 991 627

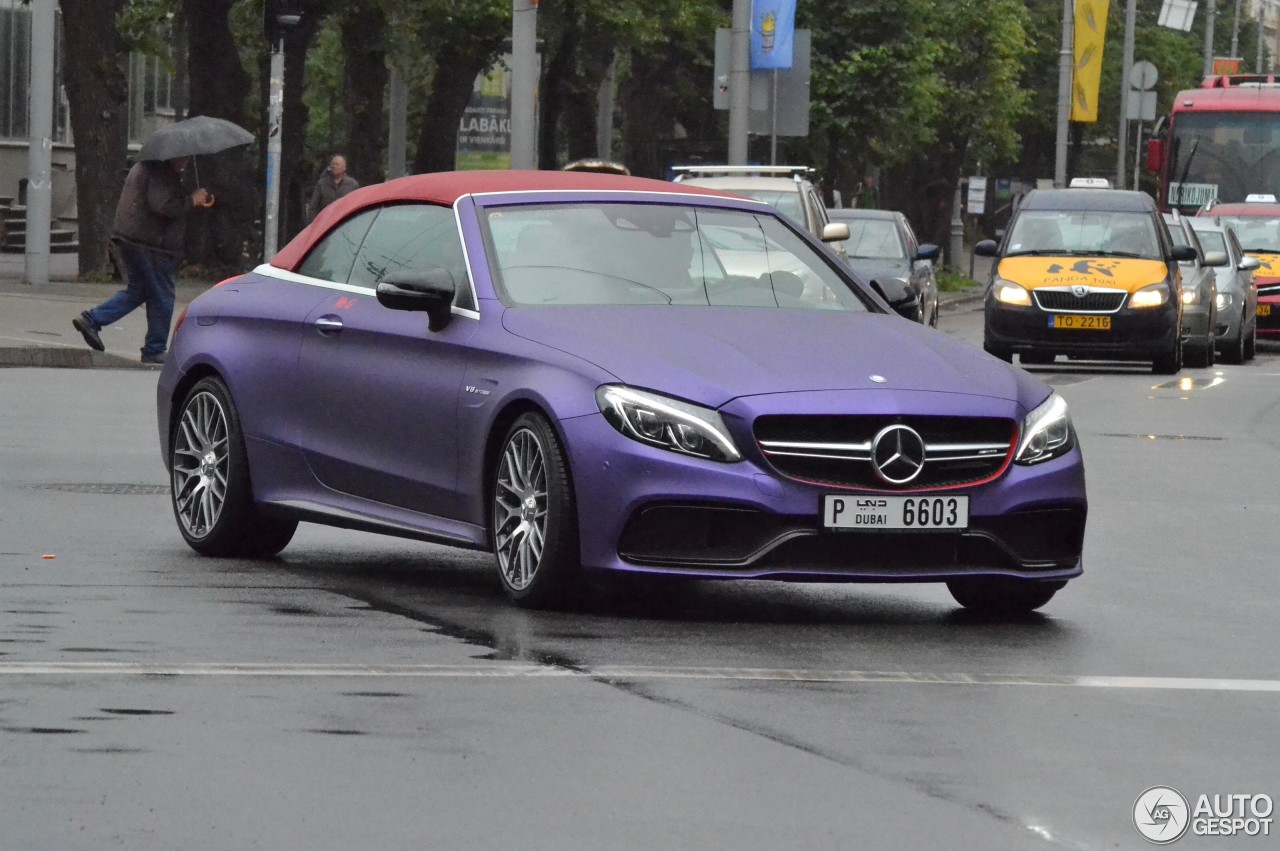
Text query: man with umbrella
72 116 250 364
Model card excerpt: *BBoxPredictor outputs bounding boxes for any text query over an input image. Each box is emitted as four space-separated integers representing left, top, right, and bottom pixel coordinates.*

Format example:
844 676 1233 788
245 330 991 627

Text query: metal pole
1231 0 1243 57
24 0 55 286
387 63 407 178
263 42 284 258
1133 121 1143 191
1117 0 1136 189
728 0 751 165
770 70 778 165
1203 0 1216 79
510 0 537 170
1258 1 1267 73
1055 0 1073 188
950 182 965 272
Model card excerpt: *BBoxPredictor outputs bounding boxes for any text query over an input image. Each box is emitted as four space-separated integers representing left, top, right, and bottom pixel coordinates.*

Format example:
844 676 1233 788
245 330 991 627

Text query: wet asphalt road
2 303 1279 849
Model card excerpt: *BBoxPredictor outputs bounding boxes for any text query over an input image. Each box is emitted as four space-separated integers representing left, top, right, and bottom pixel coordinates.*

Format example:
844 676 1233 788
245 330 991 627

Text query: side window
297 209 379 283
900 217 918 258
348 203 474 310
808 189 827 232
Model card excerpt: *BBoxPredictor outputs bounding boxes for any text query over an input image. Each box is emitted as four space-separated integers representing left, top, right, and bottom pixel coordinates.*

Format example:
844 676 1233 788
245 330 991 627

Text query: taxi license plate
1049 314 1111 330
823 495 969 530
1259 304 1272 317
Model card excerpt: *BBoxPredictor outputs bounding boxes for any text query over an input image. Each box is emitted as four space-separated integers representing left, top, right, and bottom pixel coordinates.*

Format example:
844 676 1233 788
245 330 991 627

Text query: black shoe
140 351 166 365
72 313 104 352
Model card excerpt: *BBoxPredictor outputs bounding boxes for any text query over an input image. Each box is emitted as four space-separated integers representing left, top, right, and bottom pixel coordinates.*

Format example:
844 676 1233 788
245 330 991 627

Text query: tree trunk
183 0 250 125
59 0 130 278
280 13 326 245
341 0 388 185
413 46 491 174
537 0 580 169
620 53 668 179
182 0 254 271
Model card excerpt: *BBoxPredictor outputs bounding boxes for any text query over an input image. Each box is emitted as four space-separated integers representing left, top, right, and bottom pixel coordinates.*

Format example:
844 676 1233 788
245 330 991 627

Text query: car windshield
1189 227 1227 254
728 189 805 224
483 202 868 311
1213 215 1280 252
838 218 905 259
1006 210 1161 259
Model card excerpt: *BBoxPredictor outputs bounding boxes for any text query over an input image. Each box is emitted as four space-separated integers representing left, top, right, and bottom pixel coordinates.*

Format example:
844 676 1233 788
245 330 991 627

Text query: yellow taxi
977 184 1195 374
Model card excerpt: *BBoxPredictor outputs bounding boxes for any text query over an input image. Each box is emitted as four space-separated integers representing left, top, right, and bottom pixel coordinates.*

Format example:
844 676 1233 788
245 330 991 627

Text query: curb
938 288 986 310
0 347 158 370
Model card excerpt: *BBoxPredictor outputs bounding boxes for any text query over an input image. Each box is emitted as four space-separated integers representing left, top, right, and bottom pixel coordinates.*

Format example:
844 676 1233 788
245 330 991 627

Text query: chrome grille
755 415 1016 490
1033 289 1127 312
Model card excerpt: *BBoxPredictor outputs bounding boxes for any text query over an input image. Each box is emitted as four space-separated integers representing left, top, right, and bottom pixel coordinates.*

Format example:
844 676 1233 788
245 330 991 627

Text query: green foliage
118 0 178 69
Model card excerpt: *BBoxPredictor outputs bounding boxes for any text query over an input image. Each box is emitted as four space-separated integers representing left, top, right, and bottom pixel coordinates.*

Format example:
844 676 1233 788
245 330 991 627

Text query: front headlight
1215 292 1235 310
1129 282 1170 309
1181 288 1200 305
993 281 1032 306
1015 393 1075 465
596 386 742 462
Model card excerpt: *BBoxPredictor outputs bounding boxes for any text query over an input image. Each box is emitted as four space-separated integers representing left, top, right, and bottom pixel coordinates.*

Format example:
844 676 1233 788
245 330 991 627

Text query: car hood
997 256 1168 292
501 306 1042 409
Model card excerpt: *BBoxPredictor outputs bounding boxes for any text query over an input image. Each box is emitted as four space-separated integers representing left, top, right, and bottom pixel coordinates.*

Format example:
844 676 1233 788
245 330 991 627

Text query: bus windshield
1167 112 1280 208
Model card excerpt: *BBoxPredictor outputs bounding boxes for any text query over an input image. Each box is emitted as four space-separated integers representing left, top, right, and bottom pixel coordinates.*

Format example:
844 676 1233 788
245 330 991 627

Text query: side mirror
869 277 920 321
1202 250 1228 267
1240 256 1261 271
1145 138 1165 174
974 239 999 257
821 222 850 242
376 268 456 332
1171 245 1198 263
915 244 941 262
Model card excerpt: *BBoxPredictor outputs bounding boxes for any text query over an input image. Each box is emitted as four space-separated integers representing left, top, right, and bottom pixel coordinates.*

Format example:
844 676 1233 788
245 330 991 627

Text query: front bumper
985 296 1178 359
559 396 1087 583
1257 295 1280 337
1181 302 1212 345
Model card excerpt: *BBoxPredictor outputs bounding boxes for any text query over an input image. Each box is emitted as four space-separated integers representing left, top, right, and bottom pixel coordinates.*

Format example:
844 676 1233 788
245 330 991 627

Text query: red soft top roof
271 169 735 271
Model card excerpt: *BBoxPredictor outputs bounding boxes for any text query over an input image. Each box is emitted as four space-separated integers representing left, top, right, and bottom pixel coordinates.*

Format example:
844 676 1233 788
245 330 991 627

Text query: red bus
1147 75 1280 212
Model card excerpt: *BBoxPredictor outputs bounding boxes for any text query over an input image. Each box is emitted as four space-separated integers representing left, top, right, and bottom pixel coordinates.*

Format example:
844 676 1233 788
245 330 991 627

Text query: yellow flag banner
1071 0 1110 122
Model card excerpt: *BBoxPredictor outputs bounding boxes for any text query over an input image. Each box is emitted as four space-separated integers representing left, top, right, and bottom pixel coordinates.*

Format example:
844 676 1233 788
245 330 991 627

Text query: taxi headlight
1215 292 1235 310
596 385 742 462
1129 283 1170 309
994 281 1032 306
1015 393 1075 465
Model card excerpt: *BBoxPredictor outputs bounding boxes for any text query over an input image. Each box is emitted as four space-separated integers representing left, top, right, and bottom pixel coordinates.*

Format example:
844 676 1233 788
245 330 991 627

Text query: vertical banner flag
750 0 796 70
1071 0 1110 122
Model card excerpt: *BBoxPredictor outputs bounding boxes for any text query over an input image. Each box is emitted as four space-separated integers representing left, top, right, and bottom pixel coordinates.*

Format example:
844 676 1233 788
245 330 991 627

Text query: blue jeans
87 241 176 357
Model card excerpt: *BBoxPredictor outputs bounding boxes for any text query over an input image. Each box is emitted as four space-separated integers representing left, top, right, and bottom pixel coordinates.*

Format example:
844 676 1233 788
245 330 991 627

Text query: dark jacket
111 160 190 257
308 174 360 221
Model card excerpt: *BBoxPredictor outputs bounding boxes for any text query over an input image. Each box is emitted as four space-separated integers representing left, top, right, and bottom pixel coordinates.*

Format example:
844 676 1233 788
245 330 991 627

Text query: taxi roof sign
1245 193 1278 202
1069 177 1113 189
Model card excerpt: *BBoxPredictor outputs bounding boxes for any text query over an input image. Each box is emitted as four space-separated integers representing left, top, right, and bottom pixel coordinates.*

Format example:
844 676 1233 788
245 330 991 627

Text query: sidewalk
0 252 215 369
0 247 991 370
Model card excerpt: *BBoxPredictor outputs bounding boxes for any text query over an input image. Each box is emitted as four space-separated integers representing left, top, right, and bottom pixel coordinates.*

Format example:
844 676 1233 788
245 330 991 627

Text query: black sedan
827 208 940 325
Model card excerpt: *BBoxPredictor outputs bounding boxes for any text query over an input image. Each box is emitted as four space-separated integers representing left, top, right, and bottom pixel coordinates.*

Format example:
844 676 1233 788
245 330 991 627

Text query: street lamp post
1055 0 1073 187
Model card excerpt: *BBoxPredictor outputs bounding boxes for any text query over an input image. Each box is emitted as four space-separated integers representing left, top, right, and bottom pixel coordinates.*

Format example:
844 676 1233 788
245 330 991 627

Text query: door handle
314 315 344 334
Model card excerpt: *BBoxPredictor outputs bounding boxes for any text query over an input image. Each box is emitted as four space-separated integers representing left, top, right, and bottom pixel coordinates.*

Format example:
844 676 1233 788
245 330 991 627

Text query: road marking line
0 662 1278 692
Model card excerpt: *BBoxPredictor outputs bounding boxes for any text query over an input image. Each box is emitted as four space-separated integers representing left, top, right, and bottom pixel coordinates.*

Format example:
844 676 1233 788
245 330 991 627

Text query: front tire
947 577 1064 615
1151 335 1182 374
491 413 580 609
1221 317 1245 365
170 377 297 557
1186 339 1215 368
1244 315 1257 361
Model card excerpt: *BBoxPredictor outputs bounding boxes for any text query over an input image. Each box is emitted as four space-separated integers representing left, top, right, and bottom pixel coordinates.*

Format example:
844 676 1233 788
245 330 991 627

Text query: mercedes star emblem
870 424 926 485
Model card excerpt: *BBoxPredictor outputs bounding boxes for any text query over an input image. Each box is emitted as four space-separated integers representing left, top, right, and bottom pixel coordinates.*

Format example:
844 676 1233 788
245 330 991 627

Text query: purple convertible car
157 170 1086 613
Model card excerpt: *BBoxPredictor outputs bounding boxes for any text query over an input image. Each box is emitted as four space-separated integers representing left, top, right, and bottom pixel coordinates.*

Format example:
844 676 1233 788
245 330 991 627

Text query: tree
339 0 389 184
60 0 130 277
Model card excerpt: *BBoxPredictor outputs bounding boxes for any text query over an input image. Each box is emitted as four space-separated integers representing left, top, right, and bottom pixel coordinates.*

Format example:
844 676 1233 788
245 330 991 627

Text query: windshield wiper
1006 249 1079 256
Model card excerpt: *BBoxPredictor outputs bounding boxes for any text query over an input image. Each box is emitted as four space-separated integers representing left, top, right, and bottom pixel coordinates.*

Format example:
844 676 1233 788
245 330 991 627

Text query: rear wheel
947 577 1064 615
491 413 580 609
1151 336 1182 374
170 377 297 557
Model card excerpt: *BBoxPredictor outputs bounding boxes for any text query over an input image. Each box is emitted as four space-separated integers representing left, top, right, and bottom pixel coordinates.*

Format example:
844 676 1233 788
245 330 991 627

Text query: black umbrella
137 115 254 162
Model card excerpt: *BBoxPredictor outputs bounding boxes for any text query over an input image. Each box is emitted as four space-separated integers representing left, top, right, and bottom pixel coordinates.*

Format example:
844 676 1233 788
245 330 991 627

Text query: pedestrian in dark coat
307 154 359 222
72 157 210 364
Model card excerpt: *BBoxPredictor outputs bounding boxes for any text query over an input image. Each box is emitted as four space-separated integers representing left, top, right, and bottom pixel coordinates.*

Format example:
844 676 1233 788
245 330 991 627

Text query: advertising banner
749 0 796 70
456 60 514 170
1071 0 1110 123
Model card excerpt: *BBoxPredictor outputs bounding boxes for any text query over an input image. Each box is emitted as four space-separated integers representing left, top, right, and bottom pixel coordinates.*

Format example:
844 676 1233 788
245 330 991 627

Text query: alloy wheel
493 427 548 590
171 390 230 538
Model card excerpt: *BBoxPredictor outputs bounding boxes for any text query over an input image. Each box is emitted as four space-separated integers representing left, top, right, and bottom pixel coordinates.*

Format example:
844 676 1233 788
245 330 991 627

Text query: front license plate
1259 304 1272 317
1049 314 1111 330
823 495 969 530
